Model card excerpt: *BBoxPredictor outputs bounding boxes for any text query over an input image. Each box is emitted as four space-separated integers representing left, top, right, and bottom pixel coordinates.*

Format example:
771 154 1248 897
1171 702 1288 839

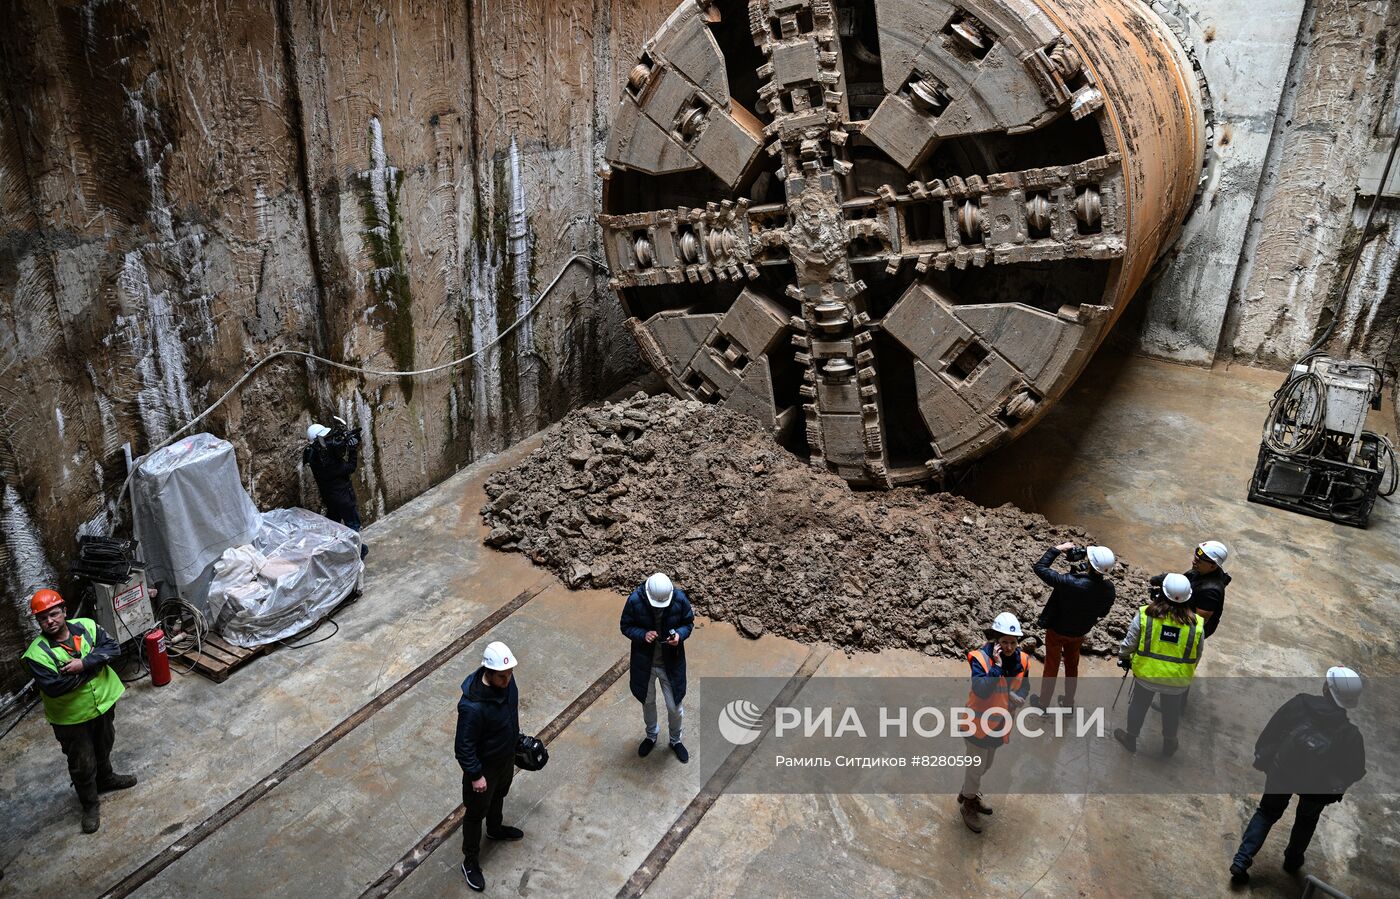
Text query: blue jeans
1232 791 1329 871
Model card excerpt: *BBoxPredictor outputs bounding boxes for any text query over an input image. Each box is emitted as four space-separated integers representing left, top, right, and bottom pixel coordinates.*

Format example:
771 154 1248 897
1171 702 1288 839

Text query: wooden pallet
170 633 269 683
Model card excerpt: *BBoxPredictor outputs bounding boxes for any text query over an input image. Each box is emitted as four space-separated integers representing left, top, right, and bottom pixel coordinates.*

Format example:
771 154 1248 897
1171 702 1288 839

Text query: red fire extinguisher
145 629 171 687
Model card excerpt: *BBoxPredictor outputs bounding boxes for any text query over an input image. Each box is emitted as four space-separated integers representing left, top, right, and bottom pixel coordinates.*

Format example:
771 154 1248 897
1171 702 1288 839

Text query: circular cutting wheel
601 0 1209 485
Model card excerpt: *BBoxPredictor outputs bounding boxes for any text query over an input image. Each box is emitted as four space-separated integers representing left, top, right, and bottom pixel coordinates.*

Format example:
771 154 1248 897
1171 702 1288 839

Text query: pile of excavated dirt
481 393 1154 658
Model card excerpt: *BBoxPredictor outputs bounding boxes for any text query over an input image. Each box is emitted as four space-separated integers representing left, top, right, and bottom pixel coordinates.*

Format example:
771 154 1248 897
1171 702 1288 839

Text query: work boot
958 797 984 833
1282 855 1304 874
1229 864 1249 886
1161 738 1179 759
671 741 690 764
1113 729 1137 754
487 825 524 841
460 862 485 892
1029 693 1046 711
81 803 100 834
97 773 138 792
638 737 656 758
960 793 993 815
1058 694 1076 708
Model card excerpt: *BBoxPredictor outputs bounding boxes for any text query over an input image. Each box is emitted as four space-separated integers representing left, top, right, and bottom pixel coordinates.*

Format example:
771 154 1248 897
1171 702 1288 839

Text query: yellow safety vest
21 618 125 725
1130 606 1203 689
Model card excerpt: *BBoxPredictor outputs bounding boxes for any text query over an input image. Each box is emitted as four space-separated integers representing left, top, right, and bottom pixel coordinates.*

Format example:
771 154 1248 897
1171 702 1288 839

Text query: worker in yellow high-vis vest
1113 573 1203 758
19 589 137 833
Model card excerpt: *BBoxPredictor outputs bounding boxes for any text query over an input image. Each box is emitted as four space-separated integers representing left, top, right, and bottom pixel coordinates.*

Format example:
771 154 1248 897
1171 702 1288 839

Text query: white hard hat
645 572 674 608
482 641 517 671
1161 572 1193 604
988 612 1022 637
1087 545 1116 574
308 423 332 441
1325 666 1362 708
1196 540 1228 569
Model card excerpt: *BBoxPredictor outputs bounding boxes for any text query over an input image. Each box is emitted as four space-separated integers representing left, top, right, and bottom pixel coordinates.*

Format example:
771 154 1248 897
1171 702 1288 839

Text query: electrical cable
1367 431 1398 499
111 252 608 526
115 606 152 685
1263 372 1326 455
1305 124 1400 357
276 616 340 649
159 596 208 674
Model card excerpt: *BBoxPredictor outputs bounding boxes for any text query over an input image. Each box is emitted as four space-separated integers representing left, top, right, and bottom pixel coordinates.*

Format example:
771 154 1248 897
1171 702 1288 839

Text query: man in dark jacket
454 641 523 892
21 589 137 833
1229 667 1366 885
620 572 694 763
1030 542 1116 708
1185 540 1230 639
304 421 368 559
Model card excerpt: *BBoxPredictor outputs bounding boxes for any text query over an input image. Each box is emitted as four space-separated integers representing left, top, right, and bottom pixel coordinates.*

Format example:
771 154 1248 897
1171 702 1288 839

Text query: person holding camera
455 641 524 892
620 572 694 763
1228 667 1366 885
1113 573 1202 757
1030 541 1116 709
304 420 368 559
958 612 1032 834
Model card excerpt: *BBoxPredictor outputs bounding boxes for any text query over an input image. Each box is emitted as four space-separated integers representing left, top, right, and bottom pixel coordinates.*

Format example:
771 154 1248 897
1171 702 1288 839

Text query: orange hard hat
30 589 65 615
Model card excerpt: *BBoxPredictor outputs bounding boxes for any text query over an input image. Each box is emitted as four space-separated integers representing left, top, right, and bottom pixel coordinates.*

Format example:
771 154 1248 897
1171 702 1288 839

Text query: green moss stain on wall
358 117 416 401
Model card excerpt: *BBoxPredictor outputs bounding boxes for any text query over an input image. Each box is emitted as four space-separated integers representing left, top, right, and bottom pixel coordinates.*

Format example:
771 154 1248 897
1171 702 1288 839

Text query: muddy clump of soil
481 393 1153 657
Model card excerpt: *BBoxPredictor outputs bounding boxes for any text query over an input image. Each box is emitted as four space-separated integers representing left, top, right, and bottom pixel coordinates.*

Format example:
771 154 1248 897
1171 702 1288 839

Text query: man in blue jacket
454 641 523 892
620 572 694 763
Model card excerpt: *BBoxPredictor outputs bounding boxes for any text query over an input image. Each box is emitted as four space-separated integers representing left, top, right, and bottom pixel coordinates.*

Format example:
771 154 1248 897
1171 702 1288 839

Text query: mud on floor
481 393 1155 657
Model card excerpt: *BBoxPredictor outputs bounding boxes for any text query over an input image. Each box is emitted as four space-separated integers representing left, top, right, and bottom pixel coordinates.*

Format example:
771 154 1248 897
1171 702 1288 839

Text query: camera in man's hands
1065 546 1088 562
325 415 362 451
666 629 678 643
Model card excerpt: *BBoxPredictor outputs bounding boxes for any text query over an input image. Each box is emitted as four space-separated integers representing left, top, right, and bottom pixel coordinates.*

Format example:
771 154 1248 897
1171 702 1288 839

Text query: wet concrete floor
0 353 1395 898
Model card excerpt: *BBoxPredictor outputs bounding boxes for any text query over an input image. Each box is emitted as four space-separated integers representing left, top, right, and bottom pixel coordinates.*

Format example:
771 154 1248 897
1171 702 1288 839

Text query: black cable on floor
277 617 340 650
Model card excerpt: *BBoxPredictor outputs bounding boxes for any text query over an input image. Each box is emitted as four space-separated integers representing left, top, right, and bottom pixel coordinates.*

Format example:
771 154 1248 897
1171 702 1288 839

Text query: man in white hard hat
958 611 1033 833
1030 541 1116 709
1185 540 1231 639
455 641 523 891
1114 573 1201 757
303 419 368 559
620 572 695 763
1229 667 1366 885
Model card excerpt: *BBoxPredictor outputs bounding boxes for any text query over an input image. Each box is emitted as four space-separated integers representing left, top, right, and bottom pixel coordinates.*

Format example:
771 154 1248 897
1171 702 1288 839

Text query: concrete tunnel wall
0 0 1396 705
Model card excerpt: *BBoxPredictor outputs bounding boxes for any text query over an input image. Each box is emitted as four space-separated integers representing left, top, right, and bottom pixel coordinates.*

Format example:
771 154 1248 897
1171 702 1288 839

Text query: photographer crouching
304 418 369 560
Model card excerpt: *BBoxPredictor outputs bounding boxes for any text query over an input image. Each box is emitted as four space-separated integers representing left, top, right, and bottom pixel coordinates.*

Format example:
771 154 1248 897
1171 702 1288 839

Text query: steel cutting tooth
602 0 1209 486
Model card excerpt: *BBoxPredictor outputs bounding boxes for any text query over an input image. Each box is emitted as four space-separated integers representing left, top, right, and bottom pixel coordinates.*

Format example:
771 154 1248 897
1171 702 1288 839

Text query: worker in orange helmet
19 589 137 833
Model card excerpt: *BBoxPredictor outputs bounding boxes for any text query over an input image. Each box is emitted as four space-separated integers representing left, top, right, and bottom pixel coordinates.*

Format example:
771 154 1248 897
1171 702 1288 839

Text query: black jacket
303 441 358 505
1032 548 1116 638
23 619 122 697
1254 692 1365 799
620 585 695 704
1185 568 1230 638
454 667 520 779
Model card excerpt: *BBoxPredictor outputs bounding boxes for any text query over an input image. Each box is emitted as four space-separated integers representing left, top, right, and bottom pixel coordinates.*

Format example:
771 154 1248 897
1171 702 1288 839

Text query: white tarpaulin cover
207 508 363 648
131 433 260 609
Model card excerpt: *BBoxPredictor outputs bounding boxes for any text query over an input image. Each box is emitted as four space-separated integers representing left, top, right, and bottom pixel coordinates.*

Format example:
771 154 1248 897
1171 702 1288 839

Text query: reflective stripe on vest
22 618 125 726
1130 606 1202 687
965 647 1030 744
